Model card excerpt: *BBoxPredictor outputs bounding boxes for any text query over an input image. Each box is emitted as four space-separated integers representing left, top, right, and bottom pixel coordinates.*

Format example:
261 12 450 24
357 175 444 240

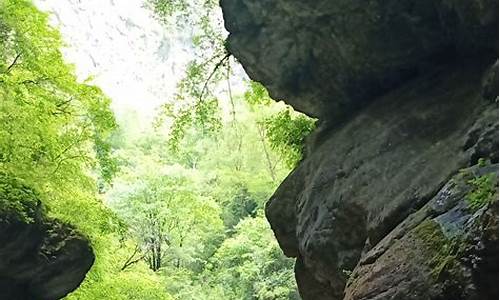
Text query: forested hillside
0 0 314 299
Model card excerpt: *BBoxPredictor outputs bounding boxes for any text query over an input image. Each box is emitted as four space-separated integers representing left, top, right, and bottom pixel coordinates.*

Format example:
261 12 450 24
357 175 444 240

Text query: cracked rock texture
221 0 498 299
0 175 95 300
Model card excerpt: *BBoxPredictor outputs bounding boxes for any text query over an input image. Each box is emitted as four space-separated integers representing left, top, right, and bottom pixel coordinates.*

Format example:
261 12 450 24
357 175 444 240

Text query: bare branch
50 154 90 176
121 244 148 271
198 52 231 103
56 97 74 108
52 97 75 116
18 76 50 86
5 52 21 73
226 57 236 123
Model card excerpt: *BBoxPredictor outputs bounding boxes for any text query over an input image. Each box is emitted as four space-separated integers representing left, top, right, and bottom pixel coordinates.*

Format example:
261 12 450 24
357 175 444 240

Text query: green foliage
205 215 300 300
108 94 298 298
0 1 168 299
0 0 121 239
150 0 228 152
244 81 272 106
466 173 497 211
162 97 223 152
68 239 172 300
146 0 188 22
222 186 258 229
145 3 312 291
109 170 224 272
0 173 40 223
146 0 218 30
262 109 316 168
244 81 316 168
2 1 303 299
149 0 316 170
89 271 172 300
0 0 117 193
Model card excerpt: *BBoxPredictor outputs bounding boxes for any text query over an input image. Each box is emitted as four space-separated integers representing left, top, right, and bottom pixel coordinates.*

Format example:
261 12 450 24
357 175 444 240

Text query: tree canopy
0 0 315 299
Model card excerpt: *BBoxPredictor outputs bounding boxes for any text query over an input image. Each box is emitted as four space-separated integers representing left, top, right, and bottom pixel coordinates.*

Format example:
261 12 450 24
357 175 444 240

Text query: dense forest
0 0 315 299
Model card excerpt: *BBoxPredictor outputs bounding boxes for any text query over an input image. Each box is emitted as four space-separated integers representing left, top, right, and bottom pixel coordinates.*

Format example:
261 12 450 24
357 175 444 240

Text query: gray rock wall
222 0 497 119
221 0 498 299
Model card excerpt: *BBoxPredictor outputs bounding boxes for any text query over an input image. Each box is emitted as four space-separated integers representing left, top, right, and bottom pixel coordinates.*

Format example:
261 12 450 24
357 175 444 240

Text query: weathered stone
344 165 498 300
295 257 337 300
221 0 498 119
221 0 499 299
0 176 95 300
265 61 497 299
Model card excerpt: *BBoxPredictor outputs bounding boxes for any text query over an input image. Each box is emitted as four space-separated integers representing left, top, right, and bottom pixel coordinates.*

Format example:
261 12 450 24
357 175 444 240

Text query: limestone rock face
0 176 95 300
221 0 499 299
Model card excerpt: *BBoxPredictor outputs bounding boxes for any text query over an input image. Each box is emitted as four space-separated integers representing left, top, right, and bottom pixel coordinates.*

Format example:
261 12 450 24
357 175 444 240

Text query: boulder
0 175 95 300
265 62 498 299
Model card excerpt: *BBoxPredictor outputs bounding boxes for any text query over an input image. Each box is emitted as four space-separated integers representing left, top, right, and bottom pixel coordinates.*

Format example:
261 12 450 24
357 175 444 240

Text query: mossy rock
0 173 95 300
466 172 498 211
345 165 498 300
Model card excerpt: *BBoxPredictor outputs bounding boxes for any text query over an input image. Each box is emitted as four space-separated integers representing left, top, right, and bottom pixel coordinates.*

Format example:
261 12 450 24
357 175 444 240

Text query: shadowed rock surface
221 0 499 299
222 0 498 119
344 165 498 300
0 175 95 300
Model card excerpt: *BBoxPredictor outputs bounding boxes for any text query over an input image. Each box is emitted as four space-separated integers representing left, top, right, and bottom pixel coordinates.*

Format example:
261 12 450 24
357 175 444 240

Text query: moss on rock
414 220 455 280
466 173 497 211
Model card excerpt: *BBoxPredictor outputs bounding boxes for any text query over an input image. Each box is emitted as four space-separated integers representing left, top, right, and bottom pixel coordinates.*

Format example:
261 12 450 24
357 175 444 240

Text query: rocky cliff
221 0 499 299
0 175 94 300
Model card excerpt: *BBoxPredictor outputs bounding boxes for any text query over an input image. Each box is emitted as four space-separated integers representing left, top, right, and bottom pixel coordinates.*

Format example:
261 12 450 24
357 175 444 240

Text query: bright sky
34 0 247 133
34 0 193 127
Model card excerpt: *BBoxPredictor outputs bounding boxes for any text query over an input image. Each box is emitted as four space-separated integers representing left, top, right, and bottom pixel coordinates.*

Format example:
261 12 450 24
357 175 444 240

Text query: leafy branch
198 52 231 103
